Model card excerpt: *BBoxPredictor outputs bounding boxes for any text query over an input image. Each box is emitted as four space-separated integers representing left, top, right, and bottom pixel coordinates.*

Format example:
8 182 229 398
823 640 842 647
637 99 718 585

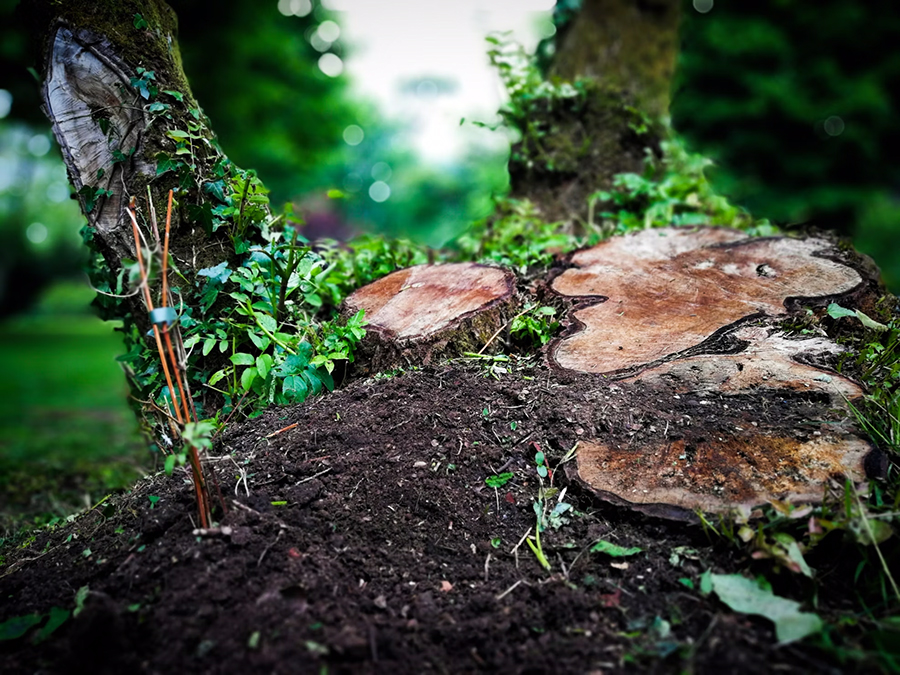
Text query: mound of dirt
0 363 869 674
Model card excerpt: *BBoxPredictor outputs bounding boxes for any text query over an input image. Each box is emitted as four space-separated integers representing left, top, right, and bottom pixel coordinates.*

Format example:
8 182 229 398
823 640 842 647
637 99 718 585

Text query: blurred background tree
671 0 900 288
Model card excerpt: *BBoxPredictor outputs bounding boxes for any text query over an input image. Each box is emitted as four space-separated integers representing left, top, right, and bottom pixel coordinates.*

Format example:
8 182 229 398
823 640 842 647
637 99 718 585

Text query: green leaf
73 586 89 617
183 421 215 451
485 472 514 488
855 310 889 332
317 367 335 392
241 367 257 392
166 129 191 140
256 355 272 380
710 573 823 644
162 89 184 102
825 302 888 331
0 613 42 641
247 331 271 352
155 152 178 176
208 369 227 386
282 374 309 402
256 314 277 334
590 540 643 557
133 13 148 29
197 261 231 285
164 455 177 475
203 180 227 203
826 302 857 320
33 607 70 644
230 353 256 366
304 370 323 396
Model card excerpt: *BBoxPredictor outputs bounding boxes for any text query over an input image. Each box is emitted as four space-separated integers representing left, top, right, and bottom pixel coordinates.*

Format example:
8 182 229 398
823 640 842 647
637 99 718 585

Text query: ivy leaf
710 573 822 644
155 152 178 176
282 374 309 402
162 89 184 102
197 261 232 285
133 13 149 29
203 180 227 203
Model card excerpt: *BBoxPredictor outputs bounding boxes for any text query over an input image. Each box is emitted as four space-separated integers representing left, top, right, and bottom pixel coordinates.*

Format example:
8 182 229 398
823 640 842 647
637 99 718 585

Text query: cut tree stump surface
345 263 514 339
549 228 862 374
546 227 872 517
343 262 517 371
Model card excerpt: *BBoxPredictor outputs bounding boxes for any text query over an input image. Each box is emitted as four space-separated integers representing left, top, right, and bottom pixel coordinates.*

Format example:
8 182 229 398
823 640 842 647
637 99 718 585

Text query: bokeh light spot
46 182 70 203
0 89 12 119
693 0 714 13
26 222 48 244
824 115 845 137
371 161 392 182
368 181 391 203
277 0 311 17
342 124 364 145
28 135 51 157
318 53 344 77
317 20 341 43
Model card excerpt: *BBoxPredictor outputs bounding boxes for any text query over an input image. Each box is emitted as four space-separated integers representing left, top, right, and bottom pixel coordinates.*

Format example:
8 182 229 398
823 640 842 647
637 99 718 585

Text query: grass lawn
0 282 152 533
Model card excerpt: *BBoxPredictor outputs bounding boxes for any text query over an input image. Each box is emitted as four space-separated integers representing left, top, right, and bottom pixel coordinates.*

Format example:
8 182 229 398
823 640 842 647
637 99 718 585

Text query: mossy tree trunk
21 0 233 330
551 0 681 120
510 0 681 226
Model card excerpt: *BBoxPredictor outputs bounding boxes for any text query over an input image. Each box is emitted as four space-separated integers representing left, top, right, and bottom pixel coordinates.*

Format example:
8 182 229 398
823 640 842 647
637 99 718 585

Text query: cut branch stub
344 263 517 373
549 227 862 375
44 26 150 261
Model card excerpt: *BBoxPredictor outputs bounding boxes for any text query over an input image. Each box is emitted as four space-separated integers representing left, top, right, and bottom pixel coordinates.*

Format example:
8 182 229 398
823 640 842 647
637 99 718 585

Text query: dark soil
0 360 876 674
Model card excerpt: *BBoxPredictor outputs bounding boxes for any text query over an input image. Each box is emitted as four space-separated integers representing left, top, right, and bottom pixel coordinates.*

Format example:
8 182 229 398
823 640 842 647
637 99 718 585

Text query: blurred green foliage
672 0 900 282
0 282 147 532
0 123 85 315
170 0 355 202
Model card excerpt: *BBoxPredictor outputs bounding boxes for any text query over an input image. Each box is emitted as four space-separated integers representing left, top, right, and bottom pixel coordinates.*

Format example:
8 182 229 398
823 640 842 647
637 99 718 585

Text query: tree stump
344 263 517 373
547 226 876 519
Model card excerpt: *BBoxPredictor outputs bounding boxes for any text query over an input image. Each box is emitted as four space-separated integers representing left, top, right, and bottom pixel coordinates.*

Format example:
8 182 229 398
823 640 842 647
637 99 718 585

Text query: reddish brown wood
344 263 517 372
549 227 862 374
550 227 875 517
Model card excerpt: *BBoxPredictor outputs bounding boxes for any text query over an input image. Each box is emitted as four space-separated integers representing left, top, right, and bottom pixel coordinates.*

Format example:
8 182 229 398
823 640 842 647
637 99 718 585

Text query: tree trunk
508 0 681 227
21 0 233 327
550 0 681 120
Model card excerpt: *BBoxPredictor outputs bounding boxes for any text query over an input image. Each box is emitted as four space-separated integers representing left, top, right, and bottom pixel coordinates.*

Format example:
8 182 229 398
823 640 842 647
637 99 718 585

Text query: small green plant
525 444 578 571
510 303 559 347
485 472 514 488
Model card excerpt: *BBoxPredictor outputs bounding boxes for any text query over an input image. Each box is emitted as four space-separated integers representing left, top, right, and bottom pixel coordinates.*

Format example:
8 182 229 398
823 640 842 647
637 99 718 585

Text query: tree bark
21 0 232 326
550 0 681 120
